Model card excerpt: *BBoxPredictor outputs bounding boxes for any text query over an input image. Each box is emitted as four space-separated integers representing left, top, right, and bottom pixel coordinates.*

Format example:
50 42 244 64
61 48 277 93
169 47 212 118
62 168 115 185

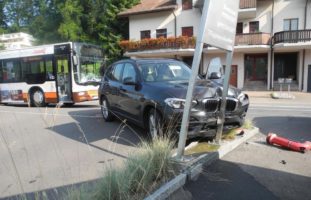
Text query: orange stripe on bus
22 93 28 102
45 92 58 103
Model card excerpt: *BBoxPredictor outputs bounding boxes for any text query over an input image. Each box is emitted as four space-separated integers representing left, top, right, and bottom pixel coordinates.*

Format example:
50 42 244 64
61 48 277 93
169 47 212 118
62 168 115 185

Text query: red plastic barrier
266 133 311 153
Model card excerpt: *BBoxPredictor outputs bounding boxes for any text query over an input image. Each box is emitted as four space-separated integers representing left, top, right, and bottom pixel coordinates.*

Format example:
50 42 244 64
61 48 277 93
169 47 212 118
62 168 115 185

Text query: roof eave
118 5 177 17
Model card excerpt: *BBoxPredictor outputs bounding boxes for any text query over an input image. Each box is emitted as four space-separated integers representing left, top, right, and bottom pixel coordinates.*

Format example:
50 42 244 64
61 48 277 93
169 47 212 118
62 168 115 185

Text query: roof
118 0 177 17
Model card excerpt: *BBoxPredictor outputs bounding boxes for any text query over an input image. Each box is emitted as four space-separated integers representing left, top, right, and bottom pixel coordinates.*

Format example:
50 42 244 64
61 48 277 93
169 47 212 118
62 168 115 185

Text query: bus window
21 57 45 84
2 60 21 82
45 58 55 80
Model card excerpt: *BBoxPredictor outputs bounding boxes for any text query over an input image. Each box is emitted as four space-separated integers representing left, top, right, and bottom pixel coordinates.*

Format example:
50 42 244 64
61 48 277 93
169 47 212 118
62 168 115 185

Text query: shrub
69 137 175 200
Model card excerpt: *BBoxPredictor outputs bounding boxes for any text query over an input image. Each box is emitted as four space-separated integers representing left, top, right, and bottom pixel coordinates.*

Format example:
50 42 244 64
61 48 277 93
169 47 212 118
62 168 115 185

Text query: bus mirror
73 56 78 65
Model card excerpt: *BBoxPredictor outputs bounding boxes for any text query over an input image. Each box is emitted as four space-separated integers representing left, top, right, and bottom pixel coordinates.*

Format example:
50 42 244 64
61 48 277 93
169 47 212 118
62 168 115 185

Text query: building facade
119 0 311 92
0 32 35 50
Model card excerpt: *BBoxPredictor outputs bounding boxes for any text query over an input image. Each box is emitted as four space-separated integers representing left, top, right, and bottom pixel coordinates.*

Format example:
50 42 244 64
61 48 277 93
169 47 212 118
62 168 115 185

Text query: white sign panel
201 0 239 51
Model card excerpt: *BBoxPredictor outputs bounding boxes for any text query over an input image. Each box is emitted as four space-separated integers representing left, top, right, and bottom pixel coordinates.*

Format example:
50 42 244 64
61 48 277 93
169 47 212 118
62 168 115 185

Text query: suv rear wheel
101 96 114 121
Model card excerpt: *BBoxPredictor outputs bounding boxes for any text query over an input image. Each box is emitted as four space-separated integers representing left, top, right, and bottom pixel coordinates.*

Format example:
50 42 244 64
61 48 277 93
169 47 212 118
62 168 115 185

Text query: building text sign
201 0 239 51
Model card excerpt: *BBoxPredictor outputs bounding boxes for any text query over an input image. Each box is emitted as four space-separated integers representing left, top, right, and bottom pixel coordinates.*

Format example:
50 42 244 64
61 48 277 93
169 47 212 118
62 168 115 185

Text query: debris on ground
266 133 311 153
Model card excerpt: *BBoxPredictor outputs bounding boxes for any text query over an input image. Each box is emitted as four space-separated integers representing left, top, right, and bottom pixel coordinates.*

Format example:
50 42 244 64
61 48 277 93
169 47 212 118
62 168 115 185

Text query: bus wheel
30 89 46 107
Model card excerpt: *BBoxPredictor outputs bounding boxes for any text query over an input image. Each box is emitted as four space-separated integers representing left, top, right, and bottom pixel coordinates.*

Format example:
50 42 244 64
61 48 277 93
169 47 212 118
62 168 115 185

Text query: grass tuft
242 119 253 130
68 137 174 200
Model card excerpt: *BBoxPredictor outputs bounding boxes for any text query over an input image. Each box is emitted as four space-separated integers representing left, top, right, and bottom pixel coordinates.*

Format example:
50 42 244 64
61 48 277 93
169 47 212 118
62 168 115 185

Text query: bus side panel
0 81 57 104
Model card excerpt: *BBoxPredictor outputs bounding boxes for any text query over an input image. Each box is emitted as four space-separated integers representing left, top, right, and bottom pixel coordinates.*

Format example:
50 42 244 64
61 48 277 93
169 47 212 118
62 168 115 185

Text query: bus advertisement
0 42 104 106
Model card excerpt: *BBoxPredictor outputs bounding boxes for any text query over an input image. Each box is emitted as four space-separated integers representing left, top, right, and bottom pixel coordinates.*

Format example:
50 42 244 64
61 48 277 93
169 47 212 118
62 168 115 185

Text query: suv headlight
237 93 245 101
165 98 197 109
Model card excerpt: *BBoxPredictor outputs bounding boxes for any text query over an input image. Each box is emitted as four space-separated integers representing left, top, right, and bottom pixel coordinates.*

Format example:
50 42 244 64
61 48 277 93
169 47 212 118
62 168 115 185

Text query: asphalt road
180 102 311 200
1 100 311 199
0 101 145 199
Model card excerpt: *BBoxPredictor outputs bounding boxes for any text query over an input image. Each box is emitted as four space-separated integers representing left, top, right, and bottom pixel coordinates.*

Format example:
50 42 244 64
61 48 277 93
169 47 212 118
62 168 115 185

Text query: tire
100 96 114 121
147 108 164 139
30 89 46 107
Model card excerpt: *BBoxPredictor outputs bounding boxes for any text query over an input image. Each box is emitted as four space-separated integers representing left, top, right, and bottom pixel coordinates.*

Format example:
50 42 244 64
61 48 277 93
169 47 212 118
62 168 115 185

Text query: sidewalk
245 91 311 105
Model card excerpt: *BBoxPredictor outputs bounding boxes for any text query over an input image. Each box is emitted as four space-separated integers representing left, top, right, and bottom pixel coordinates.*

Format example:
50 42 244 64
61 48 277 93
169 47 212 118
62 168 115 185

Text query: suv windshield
138 61 192 82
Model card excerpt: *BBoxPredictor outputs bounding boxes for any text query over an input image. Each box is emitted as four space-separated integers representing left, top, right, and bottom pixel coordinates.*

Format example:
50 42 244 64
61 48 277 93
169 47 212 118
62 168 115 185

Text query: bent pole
176 0 211 160
215 51 233 143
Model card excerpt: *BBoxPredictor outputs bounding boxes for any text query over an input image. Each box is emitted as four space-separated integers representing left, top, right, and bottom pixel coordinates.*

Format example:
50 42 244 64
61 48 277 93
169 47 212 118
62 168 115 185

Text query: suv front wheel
147 108 164 139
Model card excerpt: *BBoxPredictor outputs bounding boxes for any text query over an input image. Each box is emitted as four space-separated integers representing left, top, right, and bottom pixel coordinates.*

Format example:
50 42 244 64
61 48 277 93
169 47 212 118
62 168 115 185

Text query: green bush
69 137 174 200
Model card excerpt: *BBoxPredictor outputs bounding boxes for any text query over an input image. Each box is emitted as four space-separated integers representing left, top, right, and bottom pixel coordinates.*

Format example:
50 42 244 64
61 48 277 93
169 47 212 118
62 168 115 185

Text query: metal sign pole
176 0 211 160
215 51 234 143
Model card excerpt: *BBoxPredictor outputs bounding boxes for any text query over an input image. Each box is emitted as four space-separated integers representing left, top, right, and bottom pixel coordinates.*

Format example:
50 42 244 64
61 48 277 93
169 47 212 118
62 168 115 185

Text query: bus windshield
74 44 103 85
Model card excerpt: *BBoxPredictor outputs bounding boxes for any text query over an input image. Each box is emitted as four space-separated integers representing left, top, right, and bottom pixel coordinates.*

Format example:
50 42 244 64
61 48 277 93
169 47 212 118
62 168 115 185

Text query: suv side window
112 63 123 81
122 63 137 83
106 63 123 81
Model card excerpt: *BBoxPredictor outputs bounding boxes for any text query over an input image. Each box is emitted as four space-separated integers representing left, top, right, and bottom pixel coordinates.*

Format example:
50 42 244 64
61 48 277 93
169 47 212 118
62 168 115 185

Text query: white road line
249 108 311 112
0 110 101 118
250 104 311 109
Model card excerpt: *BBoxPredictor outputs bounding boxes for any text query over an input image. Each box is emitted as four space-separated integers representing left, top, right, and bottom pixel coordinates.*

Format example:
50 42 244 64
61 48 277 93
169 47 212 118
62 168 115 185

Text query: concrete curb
144 127 259 200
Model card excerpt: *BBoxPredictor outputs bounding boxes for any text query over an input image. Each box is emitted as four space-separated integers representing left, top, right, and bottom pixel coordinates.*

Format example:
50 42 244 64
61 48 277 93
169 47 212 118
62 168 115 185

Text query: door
308 65 311 92
118 63 143 122
230 65 238 87
245 54 267 81
104 62 124 112
56 55 72 102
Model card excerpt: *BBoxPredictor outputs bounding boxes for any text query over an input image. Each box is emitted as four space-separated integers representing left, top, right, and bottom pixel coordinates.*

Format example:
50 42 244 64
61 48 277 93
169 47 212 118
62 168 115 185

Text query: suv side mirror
209 72 222 79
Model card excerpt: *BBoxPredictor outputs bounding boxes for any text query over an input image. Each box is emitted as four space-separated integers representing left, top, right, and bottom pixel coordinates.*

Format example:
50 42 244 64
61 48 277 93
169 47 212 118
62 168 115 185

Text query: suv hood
145 79 220 100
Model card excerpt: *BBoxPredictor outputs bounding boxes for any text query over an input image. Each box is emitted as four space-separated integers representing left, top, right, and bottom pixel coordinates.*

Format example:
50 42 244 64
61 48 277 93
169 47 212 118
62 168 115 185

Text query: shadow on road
253 116 311 142
47 108 146 153
183 159 311 200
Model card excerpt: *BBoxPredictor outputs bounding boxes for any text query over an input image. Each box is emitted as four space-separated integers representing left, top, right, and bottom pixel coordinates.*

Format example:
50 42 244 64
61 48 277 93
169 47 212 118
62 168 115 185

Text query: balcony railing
235 33 271 45
239 0 256 9
274 30 311 44
119 36 196 52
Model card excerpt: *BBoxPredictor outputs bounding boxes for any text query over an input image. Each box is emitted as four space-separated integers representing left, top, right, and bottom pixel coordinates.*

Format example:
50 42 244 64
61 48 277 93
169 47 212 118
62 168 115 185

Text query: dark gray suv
98 58 249 139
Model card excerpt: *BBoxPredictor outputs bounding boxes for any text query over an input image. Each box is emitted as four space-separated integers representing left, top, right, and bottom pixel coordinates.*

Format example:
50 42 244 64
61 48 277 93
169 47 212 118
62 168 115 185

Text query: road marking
0 110 101 119
249 108 311 112
251 104 311 109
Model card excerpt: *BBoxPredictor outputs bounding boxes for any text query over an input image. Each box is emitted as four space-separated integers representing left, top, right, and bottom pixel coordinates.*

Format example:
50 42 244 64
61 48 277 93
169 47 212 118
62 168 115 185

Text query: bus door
55 56 72 102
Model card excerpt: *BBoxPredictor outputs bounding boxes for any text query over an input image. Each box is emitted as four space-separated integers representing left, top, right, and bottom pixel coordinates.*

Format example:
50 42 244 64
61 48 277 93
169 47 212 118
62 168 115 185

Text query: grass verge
68 137 175 200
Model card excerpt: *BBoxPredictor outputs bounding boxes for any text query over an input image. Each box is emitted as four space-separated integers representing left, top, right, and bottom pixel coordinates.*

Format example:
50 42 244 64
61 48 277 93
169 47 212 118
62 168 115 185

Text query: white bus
0 42 104 106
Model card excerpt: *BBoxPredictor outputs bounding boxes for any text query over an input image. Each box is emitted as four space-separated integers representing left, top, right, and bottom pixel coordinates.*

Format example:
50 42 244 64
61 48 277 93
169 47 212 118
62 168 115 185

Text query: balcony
273 30 311 44
119 36 196 52
238 0 257 19
235 33 271 46
239 0 256 9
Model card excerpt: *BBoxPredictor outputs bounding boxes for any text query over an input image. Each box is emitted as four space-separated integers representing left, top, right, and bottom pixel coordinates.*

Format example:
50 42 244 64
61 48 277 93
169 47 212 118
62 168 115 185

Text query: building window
182 26 193 37
284 18 298 31
236 22 243 34
249 21 259 33
182 0 192 10
156 29 167 38
140 30 151 40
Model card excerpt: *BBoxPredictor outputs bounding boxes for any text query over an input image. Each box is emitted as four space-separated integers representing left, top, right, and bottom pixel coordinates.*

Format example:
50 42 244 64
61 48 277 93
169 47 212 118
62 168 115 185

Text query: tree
4 0 34 32
0 0 7 33
97 0 139 64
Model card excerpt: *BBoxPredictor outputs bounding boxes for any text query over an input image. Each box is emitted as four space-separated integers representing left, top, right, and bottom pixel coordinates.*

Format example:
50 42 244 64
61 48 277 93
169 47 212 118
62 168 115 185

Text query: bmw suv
98 58 249 139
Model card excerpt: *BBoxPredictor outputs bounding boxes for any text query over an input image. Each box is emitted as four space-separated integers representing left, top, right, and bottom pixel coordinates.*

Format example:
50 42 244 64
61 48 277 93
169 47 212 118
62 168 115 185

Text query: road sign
176 0 239 159
201 0 239 51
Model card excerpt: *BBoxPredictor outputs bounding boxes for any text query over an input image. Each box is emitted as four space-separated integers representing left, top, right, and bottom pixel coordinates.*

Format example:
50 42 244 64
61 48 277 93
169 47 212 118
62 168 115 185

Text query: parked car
98 58 249 139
